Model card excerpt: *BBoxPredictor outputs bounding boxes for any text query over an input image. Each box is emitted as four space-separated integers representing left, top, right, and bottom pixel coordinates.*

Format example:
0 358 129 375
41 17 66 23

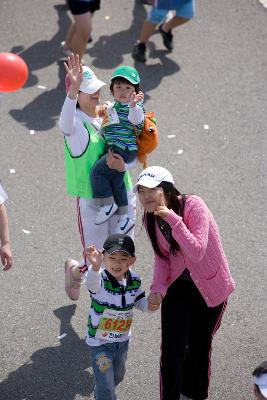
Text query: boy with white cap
90 66 145 235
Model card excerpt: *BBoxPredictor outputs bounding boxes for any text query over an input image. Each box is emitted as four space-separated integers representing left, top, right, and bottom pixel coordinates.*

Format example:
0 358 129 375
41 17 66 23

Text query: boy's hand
129 91 144 108
86 245 103 271
147 292 163 311
0 242 13 271
154 192 171 220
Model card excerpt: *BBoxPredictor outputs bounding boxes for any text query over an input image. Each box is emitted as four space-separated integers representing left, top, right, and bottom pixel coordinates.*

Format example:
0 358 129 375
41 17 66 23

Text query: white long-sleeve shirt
59 96 137 169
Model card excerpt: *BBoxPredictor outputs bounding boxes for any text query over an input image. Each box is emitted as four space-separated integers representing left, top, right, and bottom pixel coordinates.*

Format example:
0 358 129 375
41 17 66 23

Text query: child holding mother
134 166 235 400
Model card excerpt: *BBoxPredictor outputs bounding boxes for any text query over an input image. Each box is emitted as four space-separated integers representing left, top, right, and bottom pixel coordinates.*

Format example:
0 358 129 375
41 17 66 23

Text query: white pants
77 190 136 267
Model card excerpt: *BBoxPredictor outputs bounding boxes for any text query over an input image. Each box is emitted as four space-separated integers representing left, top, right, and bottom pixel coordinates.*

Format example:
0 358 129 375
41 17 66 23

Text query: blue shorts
147 0 195 24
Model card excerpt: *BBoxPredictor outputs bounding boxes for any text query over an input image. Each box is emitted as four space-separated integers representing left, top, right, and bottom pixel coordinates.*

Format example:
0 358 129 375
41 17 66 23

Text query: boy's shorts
67 0 101 15
147 0 195 24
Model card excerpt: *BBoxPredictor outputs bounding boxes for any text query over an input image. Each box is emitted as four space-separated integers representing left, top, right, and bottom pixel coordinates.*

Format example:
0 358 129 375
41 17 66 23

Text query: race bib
96 309 133 341
101 106 120 128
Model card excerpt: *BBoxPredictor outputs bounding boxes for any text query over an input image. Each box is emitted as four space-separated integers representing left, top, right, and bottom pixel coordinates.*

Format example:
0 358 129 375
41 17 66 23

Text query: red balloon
0 52 29 92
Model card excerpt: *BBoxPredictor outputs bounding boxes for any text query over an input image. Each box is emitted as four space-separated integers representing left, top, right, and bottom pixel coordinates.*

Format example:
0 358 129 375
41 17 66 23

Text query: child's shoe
65 259 82 301
132 42 147 63
95 203 118 225
159 24 174 50
115 215 135 234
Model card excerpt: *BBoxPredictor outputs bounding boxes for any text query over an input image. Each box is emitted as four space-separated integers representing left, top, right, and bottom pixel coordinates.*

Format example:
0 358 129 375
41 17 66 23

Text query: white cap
254 373 267 398
79 66 106 94
65 66 106 94
133 166 174 193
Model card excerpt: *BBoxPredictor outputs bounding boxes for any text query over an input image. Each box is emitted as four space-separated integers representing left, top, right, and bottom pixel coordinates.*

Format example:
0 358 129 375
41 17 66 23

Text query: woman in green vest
59 54 136 301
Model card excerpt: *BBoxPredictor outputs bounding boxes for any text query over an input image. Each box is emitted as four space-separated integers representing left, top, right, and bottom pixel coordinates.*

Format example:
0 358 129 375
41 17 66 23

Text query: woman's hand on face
86 245 103 271
106 149 125 172
154 192 171 219
64 53 83 95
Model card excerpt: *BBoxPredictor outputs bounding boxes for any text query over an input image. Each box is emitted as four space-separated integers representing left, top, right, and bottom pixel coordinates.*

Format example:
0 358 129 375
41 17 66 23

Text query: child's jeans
91 148 137 209
90 340 129 400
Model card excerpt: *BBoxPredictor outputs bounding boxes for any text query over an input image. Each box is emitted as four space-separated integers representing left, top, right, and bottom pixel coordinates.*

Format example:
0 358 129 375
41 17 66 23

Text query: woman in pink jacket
133 166 235 400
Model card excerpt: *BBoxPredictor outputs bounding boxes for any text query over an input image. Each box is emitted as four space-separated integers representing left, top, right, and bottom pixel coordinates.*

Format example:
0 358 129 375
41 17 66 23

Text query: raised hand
64 53 83 94
129 91 144 108
86 245 103 271
154 191 170 219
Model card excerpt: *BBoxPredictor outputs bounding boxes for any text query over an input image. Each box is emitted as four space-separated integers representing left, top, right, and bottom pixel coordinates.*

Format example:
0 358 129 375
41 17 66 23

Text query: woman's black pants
160 277 227 400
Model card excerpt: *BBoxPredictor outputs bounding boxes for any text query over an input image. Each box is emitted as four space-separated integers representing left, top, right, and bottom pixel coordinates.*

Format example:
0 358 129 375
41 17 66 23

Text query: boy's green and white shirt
85 267 149 346
101 101 145 152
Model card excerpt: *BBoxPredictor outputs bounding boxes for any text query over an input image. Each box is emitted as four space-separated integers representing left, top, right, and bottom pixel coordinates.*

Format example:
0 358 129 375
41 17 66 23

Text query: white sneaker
95 203 118 225
180 394 191 400
115 215 135 234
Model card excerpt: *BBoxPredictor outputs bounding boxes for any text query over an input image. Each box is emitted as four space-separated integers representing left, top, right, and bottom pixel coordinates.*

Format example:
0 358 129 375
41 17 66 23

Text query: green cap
111 66 140 85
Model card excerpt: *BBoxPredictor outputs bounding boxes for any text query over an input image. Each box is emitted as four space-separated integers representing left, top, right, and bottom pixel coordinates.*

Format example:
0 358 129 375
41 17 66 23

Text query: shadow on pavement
0 304 94 400
10 4 70 89
8 1 180 130
9 60 66 132
8 4 70 132
88 0 180 98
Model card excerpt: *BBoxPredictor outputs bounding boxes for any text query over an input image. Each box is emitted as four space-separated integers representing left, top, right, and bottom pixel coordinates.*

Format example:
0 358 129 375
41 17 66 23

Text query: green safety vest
64 121 132 198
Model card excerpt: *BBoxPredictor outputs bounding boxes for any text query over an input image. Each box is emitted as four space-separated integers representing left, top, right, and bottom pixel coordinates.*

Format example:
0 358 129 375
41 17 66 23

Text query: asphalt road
0 1 266 399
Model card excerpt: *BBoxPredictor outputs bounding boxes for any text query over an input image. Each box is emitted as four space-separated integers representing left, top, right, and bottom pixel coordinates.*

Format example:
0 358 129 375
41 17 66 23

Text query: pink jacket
150 195 235 307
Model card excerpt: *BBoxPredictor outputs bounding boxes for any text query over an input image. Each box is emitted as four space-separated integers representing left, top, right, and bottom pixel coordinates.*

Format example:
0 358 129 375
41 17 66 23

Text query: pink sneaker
65 259 82 301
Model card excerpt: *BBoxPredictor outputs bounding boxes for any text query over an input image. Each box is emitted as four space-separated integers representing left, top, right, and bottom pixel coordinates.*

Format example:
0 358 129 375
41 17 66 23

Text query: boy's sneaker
159 24 174 50
65 259 82 301
115 215 135 234
132 42 147 63
95 203 118 225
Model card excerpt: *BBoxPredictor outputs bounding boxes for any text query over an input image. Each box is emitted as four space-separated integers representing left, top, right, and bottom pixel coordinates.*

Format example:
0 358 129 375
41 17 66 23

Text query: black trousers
160 277 227 400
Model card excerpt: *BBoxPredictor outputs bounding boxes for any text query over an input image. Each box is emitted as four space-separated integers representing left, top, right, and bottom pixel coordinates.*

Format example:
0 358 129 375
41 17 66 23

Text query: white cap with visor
133 166 174 193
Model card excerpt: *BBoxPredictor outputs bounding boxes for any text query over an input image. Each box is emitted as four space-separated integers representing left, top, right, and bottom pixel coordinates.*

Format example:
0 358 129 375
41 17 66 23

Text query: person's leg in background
65 12 92 61
158 0 195 51
132 8 168 62
132 0 195 62
62 0 100 61
64 196 110 302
